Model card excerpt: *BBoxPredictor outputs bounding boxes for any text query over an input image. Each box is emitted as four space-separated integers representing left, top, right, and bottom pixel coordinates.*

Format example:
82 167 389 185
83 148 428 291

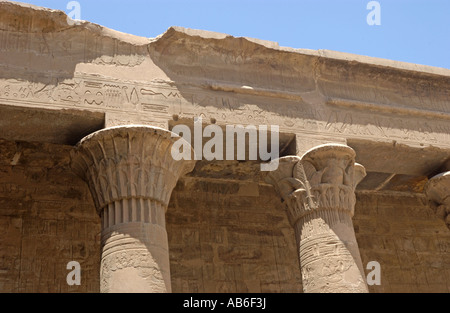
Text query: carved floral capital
71 125 196 215
266 144 366 225
425 171 450 229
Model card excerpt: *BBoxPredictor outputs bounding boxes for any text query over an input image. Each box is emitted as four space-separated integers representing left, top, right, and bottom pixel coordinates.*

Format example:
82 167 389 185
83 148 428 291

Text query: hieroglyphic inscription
0 32 30 52
265 147 368 293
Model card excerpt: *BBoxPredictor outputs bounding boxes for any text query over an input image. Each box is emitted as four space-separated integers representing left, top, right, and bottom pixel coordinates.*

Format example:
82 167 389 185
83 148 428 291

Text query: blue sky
19 0 450 69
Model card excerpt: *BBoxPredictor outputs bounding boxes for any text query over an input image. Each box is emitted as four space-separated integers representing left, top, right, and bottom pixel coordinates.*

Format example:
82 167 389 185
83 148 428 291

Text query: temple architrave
0 2 449 293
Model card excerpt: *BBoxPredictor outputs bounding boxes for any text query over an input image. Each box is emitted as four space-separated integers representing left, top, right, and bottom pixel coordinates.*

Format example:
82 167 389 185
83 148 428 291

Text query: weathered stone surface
266 144 368 293
71 126 195 293
353 192 450 293
166 175 303 293
0 139 100 293
0 138 449 293
1 2 450 151
0 1 449 294
425 172 450 229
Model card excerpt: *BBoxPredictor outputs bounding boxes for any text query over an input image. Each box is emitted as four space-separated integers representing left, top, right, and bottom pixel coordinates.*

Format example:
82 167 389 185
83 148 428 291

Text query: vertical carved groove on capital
425 171 450 230
266 144 368 293
71 125 196 293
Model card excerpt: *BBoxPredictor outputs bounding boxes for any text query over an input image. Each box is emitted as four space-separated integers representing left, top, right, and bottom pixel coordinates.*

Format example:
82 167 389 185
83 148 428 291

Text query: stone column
425 171 450 230
71 126 195 293
266 144 368 293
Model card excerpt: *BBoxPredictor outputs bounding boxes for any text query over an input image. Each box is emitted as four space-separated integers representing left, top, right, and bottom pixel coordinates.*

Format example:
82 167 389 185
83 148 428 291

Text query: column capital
266 144 366 226
425 171 450 229
71 125 196 215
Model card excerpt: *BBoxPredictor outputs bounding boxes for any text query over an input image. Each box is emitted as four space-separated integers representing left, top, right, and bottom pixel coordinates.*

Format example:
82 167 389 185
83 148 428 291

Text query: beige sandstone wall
0 139 449 293
0 1 449 294
0 139 100 292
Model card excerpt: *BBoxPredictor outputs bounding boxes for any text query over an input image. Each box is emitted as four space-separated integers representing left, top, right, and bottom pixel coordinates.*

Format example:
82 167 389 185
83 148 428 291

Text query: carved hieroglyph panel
0 73 449 148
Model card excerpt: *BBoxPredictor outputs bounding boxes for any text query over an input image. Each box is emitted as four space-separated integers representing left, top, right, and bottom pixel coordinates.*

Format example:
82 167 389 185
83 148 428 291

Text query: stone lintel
71 125 196 293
